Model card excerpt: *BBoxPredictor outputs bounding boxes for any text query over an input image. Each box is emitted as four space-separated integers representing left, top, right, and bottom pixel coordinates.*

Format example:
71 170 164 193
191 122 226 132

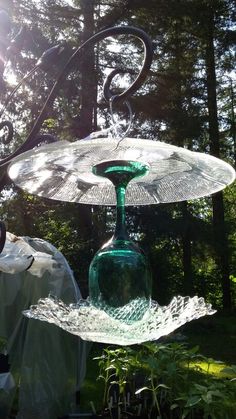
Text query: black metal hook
23 26 153 147
103 68 131 102
0 221 6 254
0 26 153 168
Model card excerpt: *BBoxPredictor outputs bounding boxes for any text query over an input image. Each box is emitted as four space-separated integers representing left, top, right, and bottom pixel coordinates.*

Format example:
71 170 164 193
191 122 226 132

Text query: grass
188 361 235 378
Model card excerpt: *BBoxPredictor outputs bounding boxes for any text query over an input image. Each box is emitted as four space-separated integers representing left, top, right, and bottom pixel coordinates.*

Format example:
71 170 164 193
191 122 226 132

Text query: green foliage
93 343 236 418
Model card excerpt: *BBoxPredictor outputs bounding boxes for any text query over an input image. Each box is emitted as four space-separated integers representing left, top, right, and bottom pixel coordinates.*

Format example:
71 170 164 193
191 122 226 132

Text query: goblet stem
114 184 128 240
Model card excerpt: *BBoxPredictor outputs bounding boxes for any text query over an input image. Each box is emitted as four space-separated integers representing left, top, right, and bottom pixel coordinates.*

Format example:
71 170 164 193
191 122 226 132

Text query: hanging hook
20 25 153 153
0 25 154 167
109 96 133 140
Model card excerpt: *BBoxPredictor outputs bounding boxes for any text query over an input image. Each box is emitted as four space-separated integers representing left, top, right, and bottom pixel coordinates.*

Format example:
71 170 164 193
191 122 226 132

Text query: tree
197 0 235 309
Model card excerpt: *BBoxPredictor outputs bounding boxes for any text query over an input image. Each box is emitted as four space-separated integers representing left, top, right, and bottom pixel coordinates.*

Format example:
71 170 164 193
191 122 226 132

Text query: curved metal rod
103 68 130 101
0 221 6 254
0 65 39 119
0 26 153 166
109 97 133 140
0 45 65 118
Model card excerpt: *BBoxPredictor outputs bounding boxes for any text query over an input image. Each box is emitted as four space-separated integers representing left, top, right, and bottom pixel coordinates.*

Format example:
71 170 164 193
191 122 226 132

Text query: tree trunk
78 0 96 139
75 0 96 297
229 79 236 167
0 8 11 94
171 23 194 295
205 9 232 310
181 202 194 295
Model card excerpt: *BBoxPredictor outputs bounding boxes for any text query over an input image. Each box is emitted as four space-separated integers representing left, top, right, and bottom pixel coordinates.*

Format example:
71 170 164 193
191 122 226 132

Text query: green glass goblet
89 160 152 323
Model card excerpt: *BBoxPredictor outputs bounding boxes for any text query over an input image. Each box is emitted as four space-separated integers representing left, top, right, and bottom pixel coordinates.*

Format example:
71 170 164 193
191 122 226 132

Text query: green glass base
89 237 152 323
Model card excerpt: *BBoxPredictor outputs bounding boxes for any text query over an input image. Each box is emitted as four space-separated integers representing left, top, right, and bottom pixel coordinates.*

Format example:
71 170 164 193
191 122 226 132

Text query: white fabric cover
0 232 88 419
0 372 15 419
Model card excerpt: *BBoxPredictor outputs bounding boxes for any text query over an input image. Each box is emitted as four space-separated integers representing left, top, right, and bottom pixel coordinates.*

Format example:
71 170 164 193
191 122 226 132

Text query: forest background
0 0 235 311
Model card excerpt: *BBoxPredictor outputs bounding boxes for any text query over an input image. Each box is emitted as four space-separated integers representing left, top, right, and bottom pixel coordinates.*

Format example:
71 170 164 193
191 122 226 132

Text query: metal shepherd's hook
0 25 154 184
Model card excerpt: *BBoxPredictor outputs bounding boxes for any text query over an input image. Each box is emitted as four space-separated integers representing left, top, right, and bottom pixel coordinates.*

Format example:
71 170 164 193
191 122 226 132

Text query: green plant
94 347 134 408
176 380 236 419
93 343 236 418
220 364 236 381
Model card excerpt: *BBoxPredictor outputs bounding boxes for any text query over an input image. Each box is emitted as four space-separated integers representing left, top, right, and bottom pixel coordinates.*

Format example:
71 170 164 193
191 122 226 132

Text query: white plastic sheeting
0 232 88 419
0 372 15 419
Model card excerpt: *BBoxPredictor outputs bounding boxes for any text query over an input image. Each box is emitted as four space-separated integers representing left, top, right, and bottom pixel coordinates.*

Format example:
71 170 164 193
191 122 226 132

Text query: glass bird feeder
2 25 235 345
8 136 235 344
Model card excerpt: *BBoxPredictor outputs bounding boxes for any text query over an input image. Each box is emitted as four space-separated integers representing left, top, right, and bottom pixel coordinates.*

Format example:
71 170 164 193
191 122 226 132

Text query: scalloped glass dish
24 295 216 345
